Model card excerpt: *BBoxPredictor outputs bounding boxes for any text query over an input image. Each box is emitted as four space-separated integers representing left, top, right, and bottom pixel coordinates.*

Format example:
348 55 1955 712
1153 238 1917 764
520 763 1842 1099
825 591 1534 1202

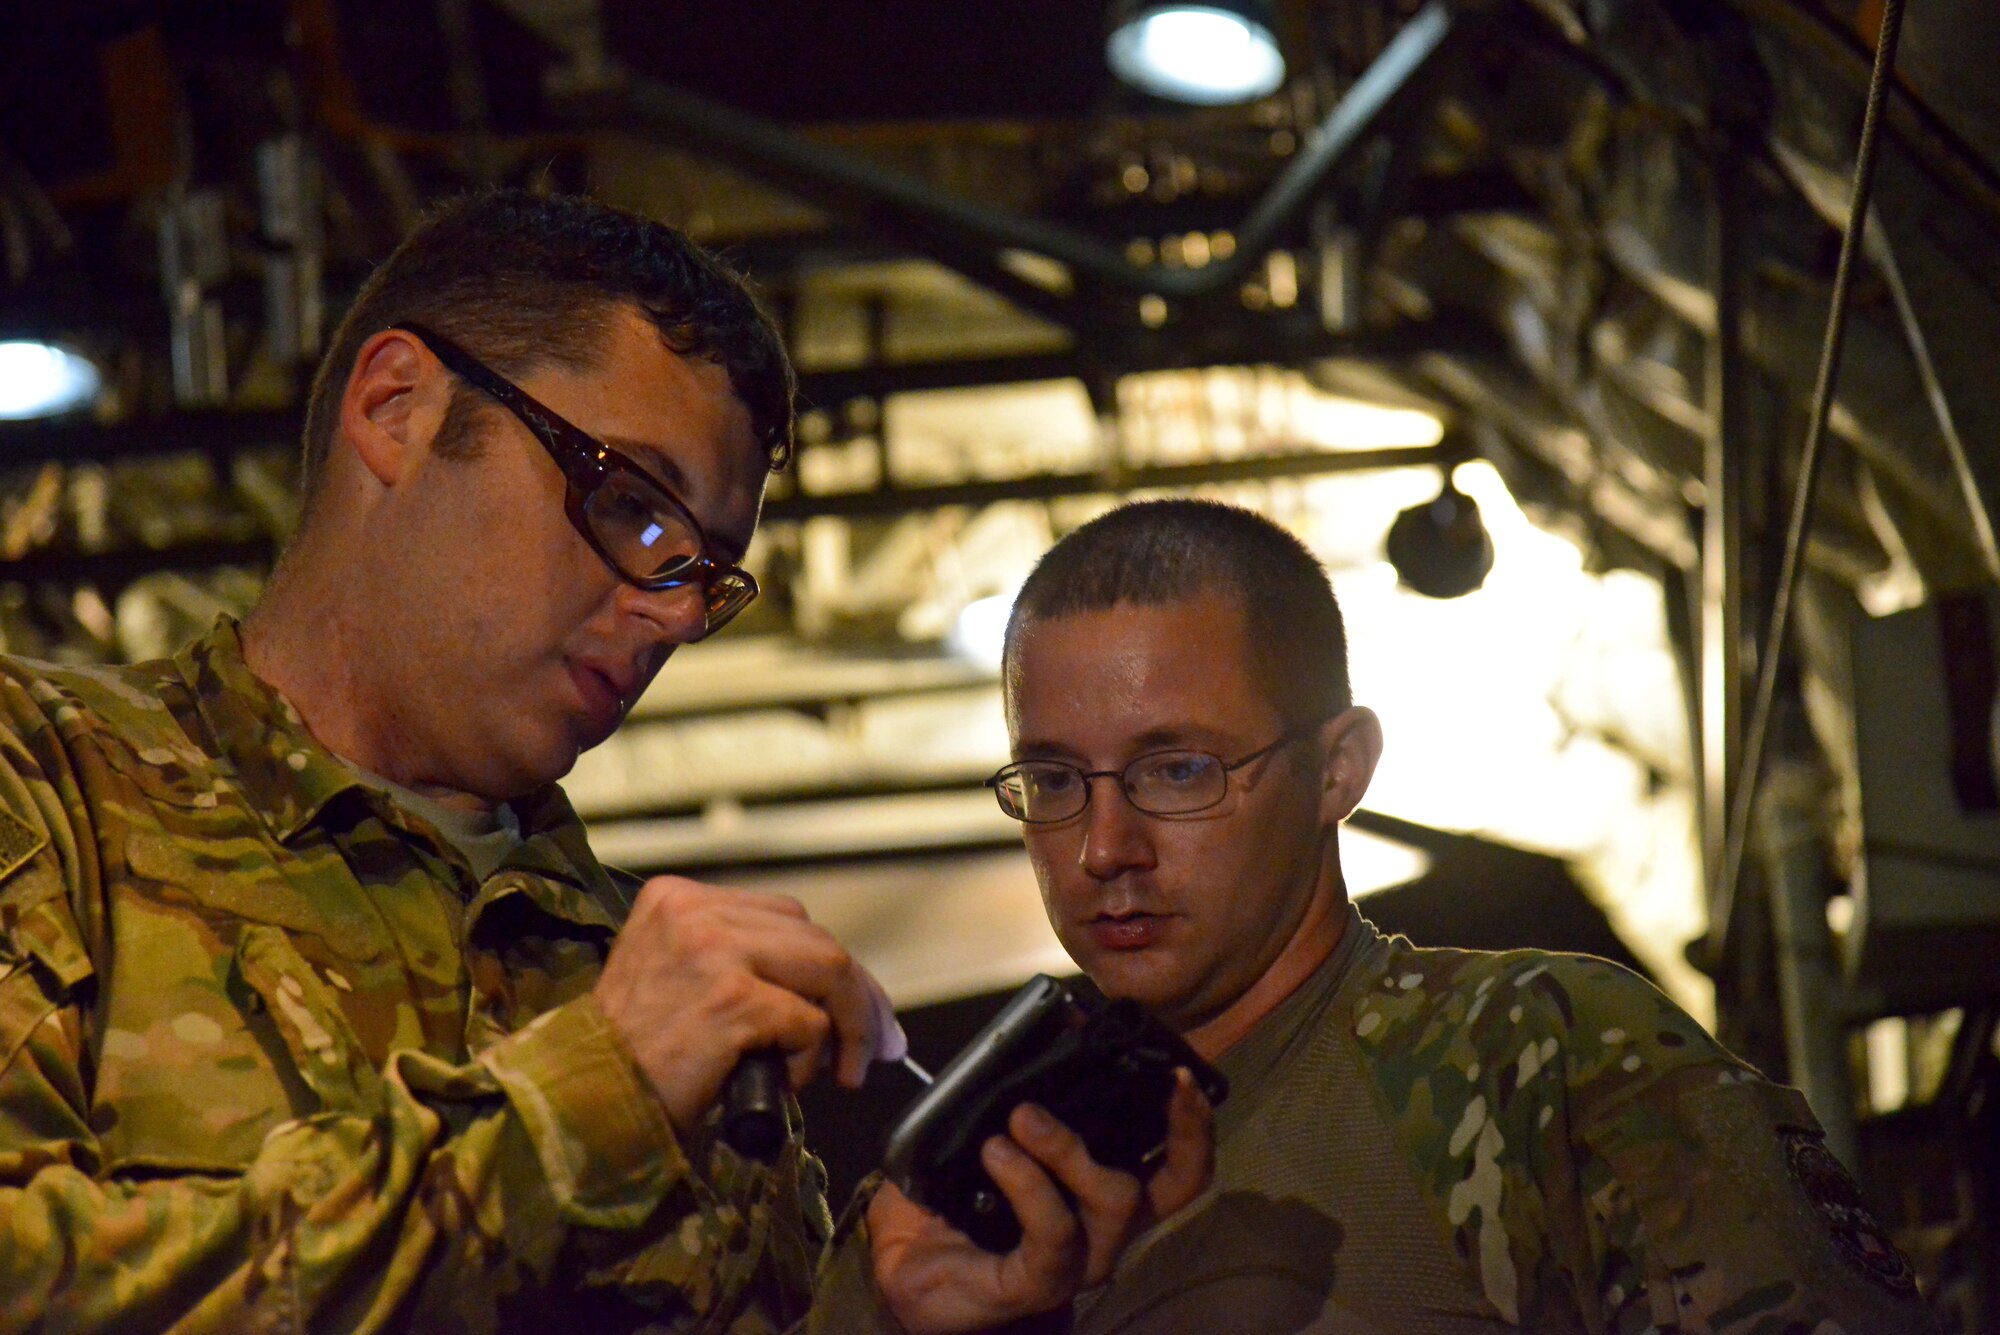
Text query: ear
336 329 452 488
1314 706 1383 826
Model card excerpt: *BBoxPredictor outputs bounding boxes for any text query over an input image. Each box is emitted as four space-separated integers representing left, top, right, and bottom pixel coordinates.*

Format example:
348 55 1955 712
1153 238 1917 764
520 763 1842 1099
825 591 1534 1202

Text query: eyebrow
1013 725 1215 762
1128 725 1221 753
601 434 692 497
599 434 755 564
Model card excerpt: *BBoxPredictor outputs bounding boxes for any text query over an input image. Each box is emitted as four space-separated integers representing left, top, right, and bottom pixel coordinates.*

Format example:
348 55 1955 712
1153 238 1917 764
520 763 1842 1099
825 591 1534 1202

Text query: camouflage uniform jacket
1077 907 1931 1334
0 619 892 1334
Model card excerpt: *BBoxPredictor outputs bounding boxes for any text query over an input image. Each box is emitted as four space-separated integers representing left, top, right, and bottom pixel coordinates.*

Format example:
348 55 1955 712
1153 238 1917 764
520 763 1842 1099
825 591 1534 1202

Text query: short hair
299 189 793 505
1003 498 1352 724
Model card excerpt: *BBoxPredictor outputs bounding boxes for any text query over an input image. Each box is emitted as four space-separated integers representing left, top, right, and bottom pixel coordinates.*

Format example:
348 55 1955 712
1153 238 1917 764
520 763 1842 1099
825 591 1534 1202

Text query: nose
618 580 710 647
1077 775 1157 882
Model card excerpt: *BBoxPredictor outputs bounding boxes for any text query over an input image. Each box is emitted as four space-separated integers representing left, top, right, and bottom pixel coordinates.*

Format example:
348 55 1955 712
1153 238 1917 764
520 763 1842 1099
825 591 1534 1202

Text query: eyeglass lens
699 571 758 629
994 751 1227 822
582 471 705 578
582 473 758 633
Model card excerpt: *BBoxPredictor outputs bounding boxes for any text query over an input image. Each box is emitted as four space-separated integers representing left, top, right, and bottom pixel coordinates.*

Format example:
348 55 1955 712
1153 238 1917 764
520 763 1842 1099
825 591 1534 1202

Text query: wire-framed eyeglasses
985 724 1320 824
394 322 759 639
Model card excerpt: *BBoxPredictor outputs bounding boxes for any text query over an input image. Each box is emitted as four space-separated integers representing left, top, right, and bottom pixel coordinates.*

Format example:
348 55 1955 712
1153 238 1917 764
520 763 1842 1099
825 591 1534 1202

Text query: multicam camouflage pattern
1354 935 1927 1332
0 618 887 1333
1077 909 1932 1334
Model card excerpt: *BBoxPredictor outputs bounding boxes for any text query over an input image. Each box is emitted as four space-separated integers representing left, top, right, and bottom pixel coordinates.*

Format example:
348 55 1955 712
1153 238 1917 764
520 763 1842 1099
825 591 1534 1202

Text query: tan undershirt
1073 907 1503 1335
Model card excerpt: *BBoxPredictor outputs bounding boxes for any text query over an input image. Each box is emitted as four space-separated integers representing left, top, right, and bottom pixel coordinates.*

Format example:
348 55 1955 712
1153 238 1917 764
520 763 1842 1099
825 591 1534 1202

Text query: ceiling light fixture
0 340 103 421
1385 469 1495 599
1106 1 1286 106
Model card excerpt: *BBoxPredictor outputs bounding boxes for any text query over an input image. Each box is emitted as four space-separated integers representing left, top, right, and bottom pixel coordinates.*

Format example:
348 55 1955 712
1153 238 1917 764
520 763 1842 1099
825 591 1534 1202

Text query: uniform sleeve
0 679 864 1334
1554 968 1936 1334
793 1181 916 1335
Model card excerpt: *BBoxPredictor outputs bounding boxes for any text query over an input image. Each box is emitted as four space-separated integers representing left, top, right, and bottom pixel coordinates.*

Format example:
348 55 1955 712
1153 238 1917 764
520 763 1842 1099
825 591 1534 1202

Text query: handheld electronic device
882 974 1227 1252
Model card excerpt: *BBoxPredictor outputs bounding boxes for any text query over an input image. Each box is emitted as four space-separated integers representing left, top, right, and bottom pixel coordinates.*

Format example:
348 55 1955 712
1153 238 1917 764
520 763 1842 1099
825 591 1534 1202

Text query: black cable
1710 0 1908 950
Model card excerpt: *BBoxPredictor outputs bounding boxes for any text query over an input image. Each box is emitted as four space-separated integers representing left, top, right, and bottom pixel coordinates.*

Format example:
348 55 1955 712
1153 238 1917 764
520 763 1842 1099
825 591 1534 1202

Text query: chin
1077 951 1188 1016
477 734 583 800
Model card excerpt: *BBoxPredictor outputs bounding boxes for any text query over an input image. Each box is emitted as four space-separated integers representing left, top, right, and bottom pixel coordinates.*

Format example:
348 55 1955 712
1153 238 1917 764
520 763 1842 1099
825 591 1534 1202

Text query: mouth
565 658 632 738
1085 910 1170 952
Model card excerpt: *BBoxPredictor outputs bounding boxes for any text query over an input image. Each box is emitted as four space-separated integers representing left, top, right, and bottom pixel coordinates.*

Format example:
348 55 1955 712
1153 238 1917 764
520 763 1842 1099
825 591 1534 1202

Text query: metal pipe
1760 764 1861 1169
1712 0 1907 954
1699 136 1750 918
588 3 1459 303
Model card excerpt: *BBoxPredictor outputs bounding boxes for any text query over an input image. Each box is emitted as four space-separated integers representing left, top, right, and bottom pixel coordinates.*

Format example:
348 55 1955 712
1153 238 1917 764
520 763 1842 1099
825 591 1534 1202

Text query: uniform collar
176 615 369 843
1214 903 1386 1105
174 617 620 904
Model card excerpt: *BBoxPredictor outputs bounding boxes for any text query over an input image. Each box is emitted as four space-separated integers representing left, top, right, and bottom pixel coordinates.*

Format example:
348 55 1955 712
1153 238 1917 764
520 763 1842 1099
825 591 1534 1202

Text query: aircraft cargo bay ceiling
2 0 1998 1039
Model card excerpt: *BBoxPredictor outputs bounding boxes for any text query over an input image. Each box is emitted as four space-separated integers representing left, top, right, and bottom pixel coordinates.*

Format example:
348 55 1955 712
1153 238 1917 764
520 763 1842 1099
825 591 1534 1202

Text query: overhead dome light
0 340 103 421
1106 2 1286 105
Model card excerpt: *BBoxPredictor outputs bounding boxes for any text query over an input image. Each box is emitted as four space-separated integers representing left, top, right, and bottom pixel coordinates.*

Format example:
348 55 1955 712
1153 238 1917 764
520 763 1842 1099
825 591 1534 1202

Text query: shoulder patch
0 805 46 884
1784 1130 1918 1296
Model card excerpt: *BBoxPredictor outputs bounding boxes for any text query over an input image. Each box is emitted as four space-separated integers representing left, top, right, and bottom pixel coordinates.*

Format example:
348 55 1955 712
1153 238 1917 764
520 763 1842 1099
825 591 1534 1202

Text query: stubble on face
358 309 765 806
1006 593 1343 1054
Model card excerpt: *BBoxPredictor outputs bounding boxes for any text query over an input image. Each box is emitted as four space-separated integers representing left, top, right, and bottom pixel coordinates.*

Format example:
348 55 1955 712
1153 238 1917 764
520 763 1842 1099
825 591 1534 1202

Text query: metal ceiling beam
631 646 995 721
1721 0 2000 234
0 317 1478 466
586 788 1020 875
578 2 1464 306
1415 351 1699 571
1600 228 1990 578
1868 176 2000 585
0 413 304 466
798 311 1480 405
0 538 275 594
764 443 1448 522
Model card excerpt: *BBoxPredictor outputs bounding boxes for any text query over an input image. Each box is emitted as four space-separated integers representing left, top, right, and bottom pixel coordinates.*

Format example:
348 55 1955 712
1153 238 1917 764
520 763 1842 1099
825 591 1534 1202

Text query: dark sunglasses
394 322 758 638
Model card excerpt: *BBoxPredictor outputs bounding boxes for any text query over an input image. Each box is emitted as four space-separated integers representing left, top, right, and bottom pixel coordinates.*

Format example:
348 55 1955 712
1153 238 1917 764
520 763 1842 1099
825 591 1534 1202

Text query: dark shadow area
1346 809 1648 975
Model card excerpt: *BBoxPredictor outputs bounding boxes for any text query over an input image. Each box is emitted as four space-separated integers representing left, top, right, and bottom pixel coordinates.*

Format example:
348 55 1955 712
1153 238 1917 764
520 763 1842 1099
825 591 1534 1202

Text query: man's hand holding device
868 975 1224 1333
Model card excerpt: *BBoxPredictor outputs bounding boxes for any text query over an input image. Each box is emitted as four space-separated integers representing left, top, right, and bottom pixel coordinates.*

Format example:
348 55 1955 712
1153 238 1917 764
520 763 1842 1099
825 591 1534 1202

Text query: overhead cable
1710 0 1908 952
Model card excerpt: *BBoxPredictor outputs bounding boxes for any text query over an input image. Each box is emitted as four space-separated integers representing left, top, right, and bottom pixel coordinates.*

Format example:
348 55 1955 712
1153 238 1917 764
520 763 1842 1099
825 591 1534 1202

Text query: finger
734 931 877 1087
630 879 814 955
823 968 884 1090
1144 1068 1215 1219
866 970 909 1064
721 920 883 1089
1007 1103 1140 1287
728 976 833 1087
736 919 858 1003
979 1130 1082 1301
784 1043 823 1093
707 888 812 923
637 874 812 922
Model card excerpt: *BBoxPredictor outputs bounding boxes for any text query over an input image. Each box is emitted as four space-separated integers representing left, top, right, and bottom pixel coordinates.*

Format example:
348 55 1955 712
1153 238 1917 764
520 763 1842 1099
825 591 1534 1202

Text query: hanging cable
1710 0 1909 952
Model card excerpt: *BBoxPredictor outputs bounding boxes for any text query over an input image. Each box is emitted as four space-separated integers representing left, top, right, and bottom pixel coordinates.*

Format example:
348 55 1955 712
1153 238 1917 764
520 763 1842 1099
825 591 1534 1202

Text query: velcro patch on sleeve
1783 1130 1918 1296
0 805 47 886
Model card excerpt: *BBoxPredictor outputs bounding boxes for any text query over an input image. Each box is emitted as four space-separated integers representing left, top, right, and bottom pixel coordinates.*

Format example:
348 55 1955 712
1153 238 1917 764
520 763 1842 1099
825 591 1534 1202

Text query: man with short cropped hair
0 190 1207 1333
991 497 1932 1333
